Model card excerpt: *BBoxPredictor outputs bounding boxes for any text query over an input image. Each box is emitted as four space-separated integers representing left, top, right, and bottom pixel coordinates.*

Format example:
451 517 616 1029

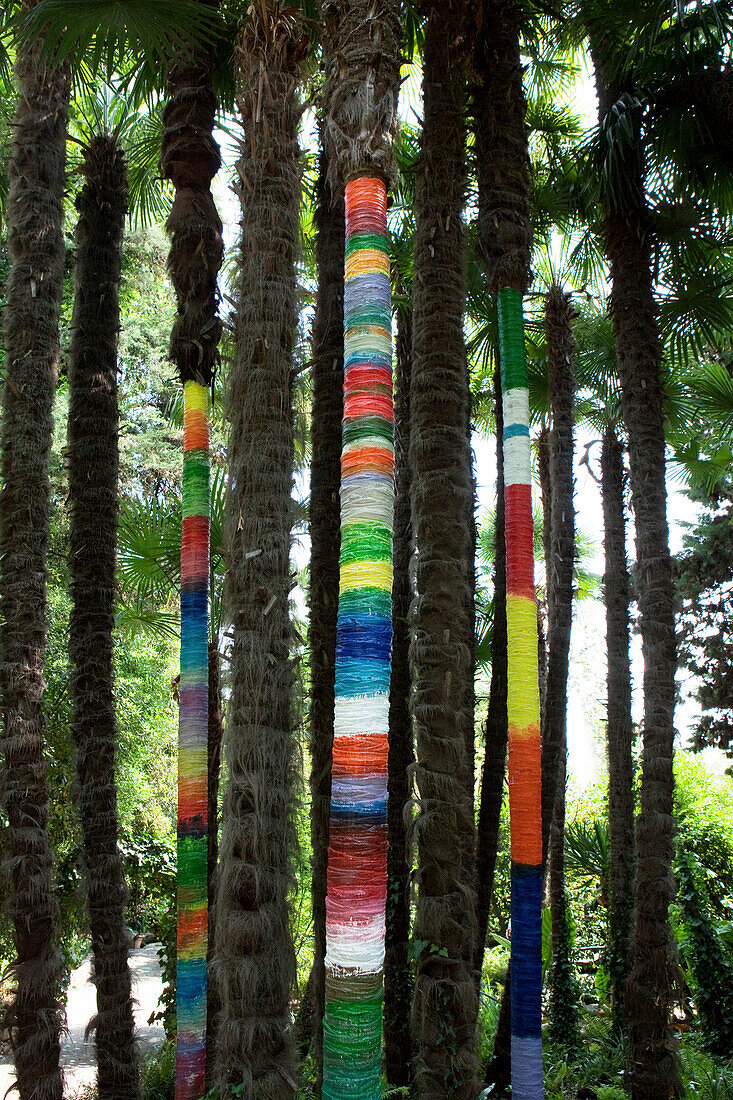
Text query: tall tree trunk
213 9 304 1096
384 302 415 1088
319 2 401 1095
160 5 224 1094
601 424 635 1029
207 640 223 1068
544 284 579 1053
67 133 141 1100
307 143 344 1086
0 16 70 1100
474 365 508 980
473 0 537 1081
410 9 480 1094
590 35 681 1100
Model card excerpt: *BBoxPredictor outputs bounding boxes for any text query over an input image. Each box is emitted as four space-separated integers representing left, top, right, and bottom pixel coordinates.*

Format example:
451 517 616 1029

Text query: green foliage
141 1040 175 1100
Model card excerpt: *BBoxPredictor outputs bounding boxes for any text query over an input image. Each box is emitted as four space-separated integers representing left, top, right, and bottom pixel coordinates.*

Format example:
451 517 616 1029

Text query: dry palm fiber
0 8 69 1098
67 132 142 1100
497 287 543 1100
322 175 394 1100
409 7 479 1095
212 5 305 1096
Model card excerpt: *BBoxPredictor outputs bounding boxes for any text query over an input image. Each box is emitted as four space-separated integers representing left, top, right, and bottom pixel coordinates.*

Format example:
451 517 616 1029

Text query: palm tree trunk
159 6 223 1094
410 9 480 1094
473 0 539 1087
600 424 634 1029
474 365 508 980
590 36 681 1100
544 284 579 1053
307 143 344 1086
0 17 69 1100
384 302 414 1088
212 9 304 1095
67 133 141 1100
206 640 223 1073
318 2 400 1095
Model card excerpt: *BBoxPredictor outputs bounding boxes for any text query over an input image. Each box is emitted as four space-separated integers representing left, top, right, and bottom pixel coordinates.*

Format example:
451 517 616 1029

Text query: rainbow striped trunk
498 288 544 1100
322 176 394 1099
176 380 210 1100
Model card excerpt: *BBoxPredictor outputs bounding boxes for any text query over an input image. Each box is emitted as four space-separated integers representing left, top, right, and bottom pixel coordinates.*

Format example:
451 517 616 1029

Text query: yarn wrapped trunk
176 381 210 1100
498 288 543 1100
322 176 394 1098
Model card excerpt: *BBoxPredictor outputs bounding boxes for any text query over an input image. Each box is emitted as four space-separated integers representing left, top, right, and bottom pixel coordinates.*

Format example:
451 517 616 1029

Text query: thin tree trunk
590 36 681 1100
410 9 480 1094
474 365 508 980
213 10 304 1095
0 17 70 1100
67 133 141 1100
601 424 635 1029
384 302 415 1088
307 143 344 1085
544 284 579 1052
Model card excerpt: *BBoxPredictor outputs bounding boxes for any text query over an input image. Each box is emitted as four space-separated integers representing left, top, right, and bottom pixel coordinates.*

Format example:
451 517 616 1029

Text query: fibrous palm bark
543 284 579 1053
0 14 70 1100
160 5 223 1093
473 0 541 1093
600 424 635 1028
318 1 401 1095
474 367 509 982
589 33 681 1100
410 8 480 1094
213 7 305 1096
384 301 415 1087
67 133 141 1100
308 143 344 1084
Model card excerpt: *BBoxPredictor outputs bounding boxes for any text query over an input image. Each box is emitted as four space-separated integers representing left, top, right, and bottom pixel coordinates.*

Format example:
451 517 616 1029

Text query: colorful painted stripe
322 176 394 1100
176 381 210 1100
498 287 544 1100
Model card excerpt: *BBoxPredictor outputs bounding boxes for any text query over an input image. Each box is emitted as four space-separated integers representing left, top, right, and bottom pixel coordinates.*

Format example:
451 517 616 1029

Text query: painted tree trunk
308 142 345 1085
498 287 543 1100
176 379 211 1100
67 133 141 1100
0 14 69 1100
322 175 394 1100
384 302 414 1087
600 425 634 1027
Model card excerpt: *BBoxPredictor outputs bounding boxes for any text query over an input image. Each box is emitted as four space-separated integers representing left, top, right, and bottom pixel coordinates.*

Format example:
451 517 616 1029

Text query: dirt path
0 944 165 1097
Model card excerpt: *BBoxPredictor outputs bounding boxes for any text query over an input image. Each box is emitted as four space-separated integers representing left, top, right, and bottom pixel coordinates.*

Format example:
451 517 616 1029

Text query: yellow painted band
506 593 540 729
339 560 394 594
184 380 208 414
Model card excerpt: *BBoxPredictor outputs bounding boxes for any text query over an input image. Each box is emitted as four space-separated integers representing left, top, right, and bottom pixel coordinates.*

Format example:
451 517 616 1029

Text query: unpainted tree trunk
544 284 579 1052
474 365 508 980
590 34 681 1100
307 143 344 1084
601 424 635 1028
410 9 480 1094
207 640 223 1065
68 133 142 1100
384 302 415 1087
0 18 70 1100
212 10 305 1096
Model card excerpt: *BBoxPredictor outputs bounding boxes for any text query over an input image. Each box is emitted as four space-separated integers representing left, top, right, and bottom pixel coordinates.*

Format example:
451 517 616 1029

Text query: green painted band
497 286 528 393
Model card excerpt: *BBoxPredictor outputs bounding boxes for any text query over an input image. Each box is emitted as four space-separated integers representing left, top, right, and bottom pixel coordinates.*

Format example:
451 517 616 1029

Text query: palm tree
159 3 223 1092
585 28 681 1098
212 5 306 1095
409 6 480 1093
0 7 70 1098
67 124 142 1100
543 282 579 1052
307 141 344 1085
473 0 542 1092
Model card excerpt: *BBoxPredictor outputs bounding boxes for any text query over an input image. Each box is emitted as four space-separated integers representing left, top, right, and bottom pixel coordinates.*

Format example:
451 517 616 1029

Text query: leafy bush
141 1040 175 1100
